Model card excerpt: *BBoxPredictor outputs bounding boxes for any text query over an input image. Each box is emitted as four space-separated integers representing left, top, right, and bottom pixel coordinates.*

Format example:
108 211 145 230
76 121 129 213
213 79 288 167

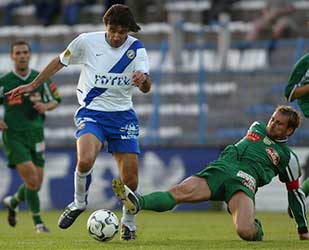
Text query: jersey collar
12 69 31 81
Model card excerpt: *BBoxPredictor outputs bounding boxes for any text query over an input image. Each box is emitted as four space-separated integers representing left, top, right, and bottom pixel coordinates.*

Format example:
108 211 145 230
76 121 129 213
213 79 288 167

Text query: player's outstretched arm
6 56 64 97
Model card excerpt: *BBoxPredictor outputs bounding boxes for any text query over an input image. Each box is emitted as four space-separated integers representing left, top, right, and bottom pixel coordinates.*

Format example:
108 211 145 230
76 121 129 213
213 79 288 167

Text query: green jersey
285 53 309 117
217 121 307 233
0 70 61 131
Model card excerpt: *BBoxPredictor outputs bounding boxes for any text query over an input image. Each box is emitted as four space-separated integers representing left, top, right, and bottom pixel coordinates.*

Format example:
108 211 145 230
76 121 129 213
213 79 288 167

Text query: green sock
139 191 177 212
25 188 43 225
301 178 309 197
252 219 264 241
11 184 26 208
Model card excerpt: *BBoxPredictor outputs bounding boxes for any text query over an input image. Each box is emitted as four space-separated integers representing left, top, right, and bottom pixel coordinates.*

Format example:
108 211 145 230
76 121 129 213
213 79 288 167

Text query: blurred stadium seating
1 0 309 148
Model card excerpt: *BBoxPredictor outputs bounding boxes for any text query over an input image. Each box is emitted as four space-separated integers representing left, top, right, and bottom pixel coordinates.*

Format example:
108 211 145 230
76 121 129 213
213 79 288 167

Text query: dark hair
275 105 301 131
10 40 31 53
103 4 140 32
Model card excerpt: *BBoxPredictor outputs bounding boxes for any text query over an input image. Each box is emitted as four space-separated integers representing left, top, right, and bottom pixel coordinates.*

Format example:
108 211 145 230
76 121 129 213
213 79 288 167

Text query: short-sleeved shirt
0 69 61 131
59 31 150 112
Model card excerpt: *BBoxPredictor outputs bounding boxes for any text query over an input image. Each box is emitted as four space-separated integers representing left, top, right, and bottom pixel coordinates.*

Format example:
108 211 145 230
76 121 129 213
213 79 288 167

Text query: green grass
0 210 308 250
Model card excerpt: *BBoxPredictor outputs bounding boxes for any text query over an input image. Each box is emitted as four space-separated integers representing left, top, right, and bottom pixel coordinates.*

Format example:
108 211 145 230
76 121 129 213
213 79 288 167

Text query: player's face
266 111 293 140
105 24 129 48
10 44 31 72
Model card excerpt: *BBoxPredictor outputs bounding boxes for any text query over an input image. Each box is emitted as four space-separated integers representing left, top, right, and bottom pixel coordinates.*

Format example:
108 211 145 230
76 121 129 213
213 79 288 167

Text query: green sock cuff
25 187 41 214
139 191 177 212
11 184 26 208
252 219 264 241
33 214 43 225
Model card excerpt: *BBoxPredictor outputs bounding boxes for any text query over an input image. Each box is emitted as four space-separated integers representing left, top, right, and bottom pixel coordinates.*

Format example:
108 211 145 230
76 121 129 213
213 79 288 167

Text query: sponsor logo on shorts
35 141 45 153
265 147 280 166
75 117 96 128
77 122 86 130
237 170 256 192
246 132 260 142
120 123 139 139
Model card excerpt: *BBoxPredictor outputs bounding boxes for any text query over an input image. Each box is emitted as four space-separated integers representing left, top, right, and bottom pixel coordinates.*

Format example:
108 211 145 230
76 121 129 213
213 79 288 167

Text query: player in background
7 4 151 240
113 105 309 241
0 40 61 233
284 53 309 215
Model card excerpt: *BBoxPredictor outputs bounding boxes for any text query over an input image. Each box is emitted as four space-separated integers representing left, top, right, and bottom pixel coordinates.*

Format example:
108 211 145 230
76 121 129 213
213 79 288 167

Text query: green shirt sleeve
42 79 61 103
278 150 308 234
285 54 309 101
285 54 309 117
287 189 308 234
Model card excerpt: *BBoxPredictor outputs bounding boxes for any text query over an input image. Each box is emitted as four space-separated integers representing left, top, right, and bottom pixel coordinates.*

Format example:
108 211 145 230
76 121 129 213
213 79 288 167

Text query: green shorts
2 128 45 168
195 162 256 203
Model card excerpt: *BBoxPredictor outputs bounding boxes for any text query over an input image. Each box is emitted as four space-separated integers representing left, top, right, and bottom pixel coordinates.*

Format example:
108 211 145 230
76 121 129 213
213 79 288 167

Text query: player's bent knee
24 177 40 190
77 157 95 171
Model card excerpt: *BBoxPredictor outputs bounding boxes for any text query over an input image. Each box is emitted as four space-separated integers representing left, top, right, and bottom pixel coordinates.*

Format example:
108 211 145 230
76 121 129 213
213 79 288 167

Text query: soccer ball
87 209 119 242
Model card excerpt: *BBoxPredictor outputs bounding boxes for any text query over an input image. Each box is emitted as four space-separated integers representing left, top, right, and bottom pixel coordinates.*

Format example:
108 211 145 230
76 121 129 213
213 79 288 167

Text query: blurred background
0 0 309 212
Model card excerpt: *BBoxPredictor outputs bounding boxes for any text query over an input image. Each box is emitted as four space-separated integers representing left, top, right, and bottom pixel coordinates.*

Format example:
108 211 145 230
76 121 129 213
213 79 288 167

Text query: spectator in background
33 0 61 26
205 0 240 25
62 0 96 26
245 0 297 41
2 0 27 26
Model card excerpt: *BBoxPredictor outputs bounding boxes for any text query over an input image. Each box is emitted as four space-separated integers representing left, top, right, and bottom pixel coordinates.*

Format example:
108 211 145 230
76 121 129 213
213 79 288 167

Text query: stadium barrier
0 147 308 211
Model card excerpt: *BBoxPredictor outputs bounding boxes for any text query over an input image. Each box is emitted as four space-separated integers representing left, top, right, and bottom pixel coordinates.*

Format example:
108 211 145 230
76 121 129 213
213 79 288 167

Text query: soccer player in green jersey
113 105 309 241
0 40 61 233
285 54 309 202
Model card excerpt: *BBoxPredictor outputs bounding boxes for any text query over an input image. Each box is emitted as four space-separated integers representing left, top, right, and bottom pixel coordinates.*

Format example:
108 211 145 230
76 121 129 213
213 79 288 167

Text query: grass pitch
0 210 308 250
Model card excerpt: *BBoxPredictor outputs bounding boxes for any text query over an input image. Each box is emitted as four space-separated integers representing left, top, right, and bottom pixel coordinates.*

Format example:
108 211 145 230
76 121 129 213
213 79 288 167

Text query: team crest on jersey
265 147 280 166
246 132 260 142
127 49 135 59
64 49 71 58
263 137 273 145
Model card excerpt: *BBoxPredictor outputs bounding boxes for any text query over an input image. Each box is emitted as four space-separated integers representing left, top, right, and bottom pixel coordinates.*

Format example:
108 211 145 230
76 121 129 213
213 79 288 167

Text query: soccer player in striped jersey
7 4 151 240
113 105 309 241
0 40 61 233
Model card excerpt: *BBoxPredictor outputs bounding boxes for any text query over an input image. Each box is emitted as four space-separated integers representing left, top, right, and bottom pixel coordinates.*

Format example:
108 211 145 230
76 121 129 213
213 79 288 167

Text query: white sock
121 206 136 231
74 168 92 209
121 186 140 231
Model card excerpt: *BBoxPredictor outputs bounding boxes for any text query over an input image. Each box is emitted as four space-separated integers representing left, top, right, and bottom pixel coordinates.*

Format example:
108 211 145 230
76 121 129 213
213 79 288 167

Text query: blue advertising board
0 147 221 211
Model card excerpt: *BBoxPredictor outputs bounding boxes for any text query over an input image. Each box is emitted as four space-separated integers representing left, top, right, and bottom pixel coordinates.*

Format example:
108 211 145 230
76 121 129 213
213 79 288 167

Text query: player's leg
16 161 49 232
2 184 25 227
58 132 102 229
108 109 141 240
228 191 263 241
113 152 139 240
113 176 211 213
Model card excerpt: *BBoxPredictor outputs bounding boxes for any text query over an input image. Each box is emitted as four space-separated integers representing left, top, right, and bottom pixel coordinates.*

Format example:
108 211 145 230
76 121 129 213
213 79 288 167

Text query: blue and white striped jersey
59 31 149 111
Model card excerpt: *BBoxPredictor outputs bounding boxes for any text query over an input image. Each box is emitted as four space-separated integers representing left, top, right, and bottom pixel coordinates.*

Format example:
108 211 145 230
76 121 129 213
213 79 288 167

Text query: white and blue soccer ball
87 209 119 242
